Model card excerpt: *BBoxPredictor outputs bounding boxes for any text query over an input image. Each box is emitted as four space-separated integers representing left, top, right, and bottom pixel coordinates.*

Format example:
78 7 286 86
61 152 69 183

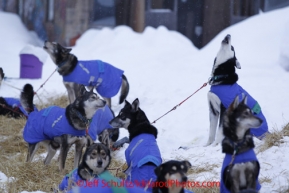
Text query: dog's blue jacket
210 83 268 138
59 168 82 191
220 149 261 193
4 97 38 116
88 105 114 141
125 133 162 192
23 106 85 144
60 169 147 193
63 60 124 98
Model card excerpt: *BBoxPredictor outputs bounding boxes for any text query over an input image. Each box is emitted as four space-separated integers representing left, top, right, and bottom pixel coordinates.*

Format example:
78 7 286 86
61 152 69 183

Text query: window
47 0 54 21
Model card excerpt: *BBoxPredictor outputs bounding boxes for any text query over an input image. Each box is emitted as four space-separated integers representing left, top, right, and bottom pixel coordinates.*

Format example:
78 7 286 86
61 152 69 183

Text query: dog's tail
119 74 129 104
20 84 35 114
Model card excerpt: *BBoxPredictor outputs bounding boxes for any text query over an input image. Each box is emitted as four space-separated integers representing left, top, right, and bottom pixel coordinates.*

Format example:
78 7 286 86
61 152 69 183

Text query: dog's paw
204 141 213 147
211 141 220 147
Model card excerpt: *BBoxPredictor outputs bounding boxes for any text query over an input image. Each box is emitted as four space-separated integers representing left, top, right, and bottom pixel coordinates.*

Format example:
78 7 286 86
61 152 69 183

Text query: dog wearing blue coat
21 84 106 172
206 34 269 146
220 95 262 193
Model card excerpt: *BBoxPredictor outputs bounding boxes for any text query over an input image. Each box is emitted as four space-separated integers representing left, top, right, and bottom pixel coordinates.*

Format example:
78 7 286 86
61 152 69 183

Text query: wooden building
1 0 289 48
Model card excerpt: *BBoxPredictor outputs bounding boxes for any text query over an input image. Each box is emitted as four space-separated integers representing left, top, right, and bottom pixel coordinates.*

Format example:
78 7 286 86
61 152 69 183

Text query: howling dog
206 34 268 146
110 98 162 192
43 41 129 107
153 160 194 193
220 95 261 193
21 84 106 172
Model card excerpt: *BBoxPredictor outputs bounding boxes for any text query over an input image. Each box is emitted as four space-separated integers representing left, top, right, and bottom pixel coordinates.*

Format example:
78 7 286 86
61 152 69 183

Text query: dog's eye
91 152 97 157
101 152 106 157
90 95 98 100
244 109 252 116
120 114 126 120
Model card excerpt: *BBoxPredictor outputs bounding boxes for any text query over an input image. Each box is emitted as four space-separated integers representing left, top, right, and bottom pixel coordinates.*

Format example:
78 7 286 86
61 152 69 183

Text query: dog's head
154 160 192 192
209 34 241 85
109 98 148 129
78 143 111 180
0 67 4 86
73 86 106 120
223 95 263 141
43 41 72 66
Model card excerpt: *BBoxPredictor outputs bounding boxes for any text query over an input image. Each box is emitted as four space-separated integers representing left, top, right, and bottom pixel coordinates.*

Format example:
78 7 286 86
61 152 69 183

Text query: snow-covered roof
19 44 47 64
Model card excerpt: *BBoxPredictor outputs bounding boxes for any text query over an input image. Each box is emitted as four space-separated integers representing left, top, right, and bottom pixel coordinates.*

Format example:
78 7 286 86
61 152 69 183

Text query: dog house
19 45 47 79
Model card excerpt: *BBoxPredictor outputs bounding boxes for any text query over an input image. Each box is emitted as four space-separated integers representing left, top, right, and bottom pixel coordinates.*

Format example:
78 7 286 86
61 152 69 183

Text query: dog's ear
235 58 241 69
240 95 248 105
74 98 80 108
229 95 239 112
182 160 192 173
78 85 87 96
131 98 139 112
124 100 131 106
0 67 4 77
154 165 163 176
64 48 72 53
89 86 95 93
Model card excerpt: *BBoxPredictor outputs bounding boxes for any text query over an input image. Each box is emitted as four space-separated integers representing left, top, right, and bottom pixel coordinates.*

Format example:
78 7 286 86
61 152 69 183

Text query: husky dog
59 143 147 193
0 97 37 119
59 143 111 191
153 160 193 193
43 41 129 107
206 34 268 146
0 67 4 87
21 84 106 172
110 98 162 192
220 96 262 193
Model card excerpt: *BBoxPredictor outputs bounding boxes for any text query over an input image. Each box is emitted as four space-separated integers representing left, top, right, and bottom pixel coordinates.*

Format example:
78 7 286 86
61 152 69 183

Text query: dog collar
72 108 92 126
57 57 69 69
209 74 228 83
85 168 99 178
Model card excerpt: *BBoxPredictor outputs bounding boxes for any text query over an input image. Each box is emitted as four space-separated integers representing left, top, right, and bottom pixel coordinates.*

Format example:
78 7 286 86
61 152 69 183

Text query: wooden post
131 0 145 32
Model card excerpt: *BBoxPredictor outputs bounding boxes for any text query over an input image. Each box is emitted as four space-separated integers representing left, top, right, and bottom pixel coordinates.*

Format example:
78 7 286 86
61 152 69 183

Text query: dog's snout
182 176 187 182
222 34 231 44
97 160 103 166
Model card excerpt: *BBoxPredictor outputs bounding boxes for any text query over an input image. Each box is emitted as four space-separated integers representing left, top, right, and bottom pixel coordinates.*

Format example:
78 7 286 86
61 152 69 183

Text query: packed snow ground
0 6 289 193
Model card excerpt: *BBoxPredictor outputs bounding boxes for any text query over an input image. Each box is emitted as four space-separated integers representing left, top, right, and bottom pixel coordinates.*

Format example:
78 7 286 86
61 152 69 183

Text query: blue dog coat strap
66 168 78 178
252 102 261 114
98 60 105 73
129 139 143 156
137 155 161 168
42 106 55 116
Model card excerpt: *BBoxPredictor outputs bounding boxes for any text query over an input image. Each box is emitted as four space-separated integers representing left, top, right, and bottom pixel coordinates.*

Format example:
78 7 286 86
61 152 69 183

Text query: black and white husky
220 95 261 193
58 143 112 191
206 34 268 146
43 41 129 107
109 98 162 192
153 160 193 193
21 84 106 172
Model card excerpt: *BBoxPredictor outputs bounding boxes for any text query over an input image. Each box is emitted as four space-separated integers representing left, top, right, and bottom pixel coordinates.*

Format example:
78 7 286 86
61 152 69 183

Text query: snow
1 6 289 193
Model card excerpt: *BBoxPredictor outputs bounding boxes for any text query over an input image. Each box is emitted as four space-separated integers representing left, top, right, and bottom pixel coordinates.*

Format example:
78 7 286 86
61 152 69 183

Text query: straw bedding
1 95 287 193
